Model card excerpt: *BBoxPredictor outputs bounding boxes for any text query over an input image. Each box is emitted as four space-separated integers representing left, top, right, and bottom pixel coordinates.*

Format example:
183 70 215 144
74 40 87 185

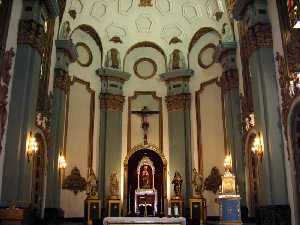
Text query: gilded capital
17 20 46 55
53 69 70 93
166 93 191 112
100 94 125 112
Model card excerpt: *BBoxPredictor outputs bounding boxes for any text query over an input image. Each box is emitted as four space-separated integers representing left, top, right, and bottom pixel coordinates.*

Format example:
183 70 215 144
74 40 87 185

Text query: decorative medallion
139 0 153 7
76 42 93 67
198 43 216 69
134 58 157 80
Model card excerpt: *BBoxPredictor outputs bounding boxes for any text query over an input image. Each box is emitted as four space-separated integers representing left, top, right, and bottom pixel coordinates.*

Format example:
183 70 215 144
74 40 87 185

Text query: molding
166 93 191 112
17 19 46 55
76 42 93 67
100 93 125 112
133 58 157 80
54 69 70 93
96 67 131 83
56 39 78 62
195 78 227 174
64 77 95 172
198 43 216 69
0 48 15 153
127 91 163 152
160 69 194 82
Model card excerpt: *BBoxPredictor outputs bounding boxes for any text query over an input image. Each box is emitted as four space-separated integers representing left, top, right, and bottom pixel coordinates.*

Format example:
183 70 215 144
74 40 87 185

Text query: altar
103 217 186 225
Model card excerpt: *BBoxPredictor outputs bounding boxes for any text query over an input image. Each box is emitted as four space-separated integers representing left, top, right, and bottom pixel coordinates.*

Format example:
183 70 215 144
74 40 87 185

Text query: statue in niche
105 48 120 69
139 0 153 7
169 50 186 71
140 165 151 189
59 21 71 40
222 23 234 42
192 168 204 197
86 168 98 198
204 166 222 194
172 171 183 196
110 171 119 197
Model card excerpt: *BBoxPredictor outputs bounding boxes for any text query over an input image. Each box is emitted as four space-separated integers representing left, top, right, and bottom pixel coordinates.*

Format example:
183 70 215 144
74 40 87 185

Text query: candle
174 205 179 217
168 207 171 216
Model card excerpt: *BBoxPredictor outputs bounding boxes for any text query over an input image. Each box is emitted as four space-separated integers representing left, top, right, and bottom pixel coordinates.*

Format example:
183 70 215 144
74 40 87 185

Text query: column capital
100 93 125 112
56 39 78 63
17 19 46 55
215 42 237 72
166 93 191 112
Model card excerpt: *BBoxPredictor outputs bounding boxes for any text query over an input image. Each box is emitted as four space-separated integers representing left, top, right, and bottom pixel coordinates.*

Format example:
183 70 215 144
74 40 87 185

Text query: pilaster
45 39 77 212
96 68 130 202
215 42 246 207
160 69 193 207
0 0 48 207
233 0 289 213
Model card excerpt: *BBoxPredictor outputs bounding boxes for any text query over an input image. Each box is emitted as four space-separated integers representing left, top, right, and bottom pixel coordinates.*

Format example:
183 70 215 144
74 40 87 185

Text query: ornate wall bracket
0 48 15 153
62 167 87 195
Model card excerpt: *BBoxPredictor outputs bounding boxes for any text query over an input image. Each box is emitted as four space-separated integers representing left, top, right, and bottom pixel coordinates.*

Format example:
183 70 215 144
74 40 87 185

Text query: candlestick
168 207 172 217
174 205 179 217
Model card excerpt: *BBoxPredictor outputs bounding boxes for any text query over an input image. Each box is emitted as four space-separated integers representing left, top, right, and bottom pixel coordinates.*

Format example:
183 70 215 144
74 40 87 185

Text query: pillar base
256 205 290 225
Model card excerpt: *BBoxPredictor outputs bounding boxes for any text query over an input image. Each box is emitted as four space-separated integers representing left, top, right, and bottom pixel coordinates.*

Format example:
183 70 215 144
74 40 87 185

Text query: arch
188 27 221 54
71 24 103 65
123 144 167 215
123 41 167 71
287 96 300 224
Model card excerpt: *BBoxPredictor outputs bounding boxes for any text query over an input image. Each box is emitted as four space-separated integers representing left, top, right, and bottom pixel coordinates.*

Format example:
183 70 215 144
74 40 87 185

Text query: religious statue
105 48 120 69
169 50 186 71
110 171 119 197
222 23 234 42
192 168 204 197
172 171 183 197
141 165 150 189
86 168 98 198
59 21 71 40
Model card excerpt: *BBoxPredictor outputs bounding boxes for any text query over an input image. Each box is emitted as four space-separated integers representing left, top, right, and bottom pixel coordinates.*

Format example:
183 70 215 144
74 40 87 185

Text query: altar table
103 217 186 225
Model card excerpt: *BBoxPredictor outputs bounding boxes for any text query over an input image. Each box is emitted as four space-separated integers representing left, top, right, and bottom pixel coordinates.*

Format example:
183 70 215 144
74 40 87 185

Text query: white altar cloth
103 217 186 225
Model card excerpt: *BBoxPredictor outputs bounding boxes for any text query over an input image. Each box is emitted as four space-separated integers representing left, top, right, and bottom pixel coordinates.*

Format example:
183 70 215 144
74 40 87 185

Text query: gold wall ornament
62 167 87 195
26 132 38 161
204 167 222 194
192 168 204 198
58 154 67 169
251 132 263 161
139 0 153 7
86 168 98 198
110 171 119 198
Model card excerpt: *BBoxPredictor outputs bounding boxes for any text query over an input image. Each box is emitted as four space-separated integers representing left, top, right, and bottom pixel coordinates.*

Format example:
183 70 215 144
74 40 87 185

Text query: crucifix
132 106 159 145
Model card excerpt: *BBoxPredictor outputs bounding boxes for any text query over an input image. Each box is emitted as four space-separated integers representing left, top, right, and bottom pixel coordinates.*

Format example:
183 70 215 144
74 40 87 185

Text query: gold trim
76 42 93 67
198 43 216 69
134 58 157 80
64 77 95 178
127 91 163 152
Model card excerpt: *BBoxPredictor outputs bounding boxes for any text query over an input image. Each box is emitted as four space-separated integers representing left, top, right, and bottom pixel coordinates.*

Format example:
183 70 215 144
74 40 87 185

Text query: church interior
0 0 299 224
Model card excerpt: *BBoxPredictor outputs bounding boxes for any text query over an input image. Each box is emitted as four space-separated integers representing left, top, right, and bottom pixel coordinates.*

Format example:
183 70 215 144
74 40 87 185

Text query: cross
132 106 159 145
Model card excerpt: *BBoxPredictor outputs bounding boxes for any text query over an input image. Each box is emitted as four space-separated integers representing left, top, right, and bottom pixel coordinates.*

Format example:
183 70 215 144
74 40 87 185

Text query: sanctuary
0 0 299 225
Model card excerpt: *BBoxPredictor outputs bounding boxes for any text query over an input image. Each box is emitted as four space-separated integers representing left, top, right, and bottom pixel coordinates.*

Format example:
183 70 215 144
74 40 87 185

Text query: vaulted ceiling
62 0 233 58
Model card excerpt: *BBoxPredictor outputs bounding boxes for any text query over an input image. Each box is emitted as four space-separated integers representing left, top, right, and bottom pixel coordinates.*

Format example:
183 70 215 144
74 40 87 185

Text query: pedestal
84 197 101 225
189 197 207 225
218 195 242 225
170 197 184 217
108 199 122 217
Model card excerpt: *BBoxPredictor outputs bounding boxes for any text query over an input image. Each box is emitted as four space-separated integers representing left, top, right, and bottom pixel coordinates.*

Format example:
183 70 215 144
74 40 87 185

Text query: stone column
0 0 58 208
233 0 289 220
45 40 77 217
215 42 246 206
160 69 194 207
96 68 130 202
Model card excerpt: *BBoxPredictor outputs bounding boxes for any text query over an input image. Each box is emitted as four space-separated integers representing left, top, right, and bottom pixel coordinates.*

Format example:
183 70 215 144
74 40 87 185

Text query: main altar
134 156 158 216
103 217 186 225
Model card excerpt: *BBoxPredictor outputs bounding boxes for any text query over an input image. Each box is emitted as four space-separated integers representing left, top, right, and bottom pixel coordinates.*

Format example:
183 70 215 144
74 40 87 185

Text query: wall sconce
58 154 67 169
224 153 233 173
26 132 38 161
251 133 263 160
